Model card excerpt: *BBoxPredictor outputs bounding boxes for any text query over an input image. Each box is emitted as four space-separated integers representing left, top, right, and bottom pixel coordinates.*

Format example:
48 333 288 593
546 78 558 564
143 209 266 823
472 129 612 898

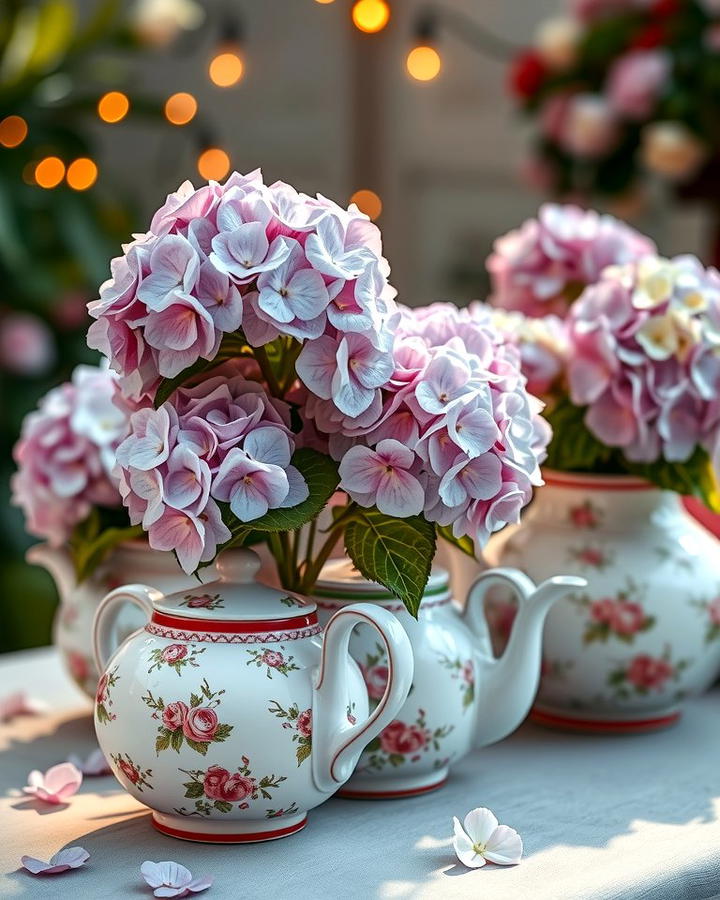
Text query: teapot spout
26 543 75 603
472 573 586 748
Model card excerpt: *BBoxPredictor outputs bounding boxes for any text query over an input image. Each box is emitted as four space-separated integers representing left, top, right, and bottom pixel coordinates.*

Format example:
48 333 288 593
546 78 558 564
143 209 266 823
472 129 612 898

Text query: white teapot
92 549 413 843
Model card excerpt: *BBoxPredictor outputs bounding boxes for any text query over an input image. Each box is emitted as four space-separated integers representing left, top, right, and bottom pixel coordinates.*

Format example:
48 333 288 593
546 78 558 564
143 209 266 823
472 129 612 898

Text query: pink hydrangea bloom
487 204 656 317
116 370 307 572
87 170 397 404
490 309 569 396
606 50 670 120
332 303 550 548
12 364 128 545
567 255 720 463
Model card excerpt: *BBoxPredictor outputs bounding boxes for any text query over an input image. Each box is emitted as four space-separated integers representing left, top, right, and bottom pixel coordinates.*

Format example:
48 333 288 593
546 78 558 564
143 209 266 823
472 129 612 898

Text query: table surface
1 648 719 900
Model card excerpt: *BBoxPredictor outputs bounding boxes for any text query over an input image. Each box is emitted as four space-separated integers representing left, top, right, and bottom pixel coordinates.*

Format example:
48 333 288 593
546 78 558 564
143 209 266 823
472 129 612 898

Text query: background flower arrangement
510 0 720 200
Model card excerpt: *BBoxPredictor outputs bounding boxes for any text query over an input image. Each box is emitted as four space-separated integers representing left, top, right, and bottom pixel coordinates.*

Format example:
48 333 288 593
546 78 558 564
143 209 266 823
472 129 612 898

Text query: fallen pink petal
21 846 89 875
0 692 48 722
141 860 212 898
22 762 83 805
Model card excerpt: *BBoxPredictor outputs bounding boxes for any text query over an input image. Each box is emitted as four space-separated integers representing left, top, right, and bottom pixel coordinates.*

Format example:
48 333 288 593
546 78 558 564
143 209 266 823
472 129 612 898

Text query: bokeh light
0 115 28 148
34 156 66 189
406 45 441 81
164 92 198 125
350 188 383 220
66 158 98 191
97 91 130 123
197 148 230 181
209 51 244 87
352 0 390 34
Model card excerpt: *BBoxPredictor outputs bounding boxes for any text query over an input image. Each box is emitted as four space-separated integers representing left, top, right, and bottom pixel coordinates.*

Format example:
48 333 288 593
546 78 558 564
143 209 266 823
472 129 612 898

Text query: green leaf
225 449 339 534
296 742 311 767
189 692 201 708
184 781 204 799
344 508 436 617
155 731 171 753
68 519 144 584
437 524 475 559
213 800 233 813
213 723 233 741
185 739 209 756
154 332 249 407
544 398 614 472
170 729 184 752
626 446 720 513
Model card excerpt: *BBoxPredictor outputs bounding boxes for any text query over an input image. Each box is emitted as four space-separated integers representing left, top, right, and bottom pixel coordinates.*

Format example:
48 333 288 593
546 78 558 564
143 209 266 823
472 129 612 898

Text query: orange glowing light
315 0 335 3
406 45 441 81
350 189 382 220
35 156 66 189
209 51 244 87
0 115 28 148
198 148 230 181
164 92 198 125
97 91 130 123
66 158 98 191
352 0 390 33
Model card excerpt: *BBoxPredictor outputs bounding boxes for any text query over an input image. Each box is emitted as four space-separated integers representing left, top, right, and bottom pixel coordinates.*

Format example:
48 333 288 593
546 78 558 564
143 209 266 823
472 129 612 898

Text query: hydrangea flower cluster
115 371 307 572
87 169 397 404
567 255 720 463
335 303 551 548
489 308 568 397
12 364 128 545
486 204 656 317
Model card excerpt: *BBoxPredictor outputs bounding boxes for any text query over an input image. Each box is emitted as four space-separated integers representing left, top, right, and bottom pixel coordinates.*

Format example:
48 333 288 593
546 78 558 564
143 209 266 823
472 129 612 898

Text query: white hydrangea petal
483 824 523 866
463 807 499 845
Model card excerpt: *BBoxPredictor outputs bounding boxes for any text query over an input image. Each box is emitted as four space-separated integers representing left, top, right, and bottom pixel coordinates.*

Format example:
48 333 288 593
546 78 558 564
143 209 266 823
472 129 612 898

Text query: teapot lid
152 549 315 623
314 557 449 601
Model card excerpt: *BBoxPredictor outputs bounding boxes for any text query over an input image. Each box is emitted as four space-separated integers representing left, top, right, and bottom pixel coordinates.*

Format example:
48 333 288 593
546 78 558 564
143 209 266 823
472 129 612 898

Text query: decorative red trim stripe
339 777 447 800
531 708 680 733
543 472 652 492
151 611 317 633
152 816 307 843
315 596 450 614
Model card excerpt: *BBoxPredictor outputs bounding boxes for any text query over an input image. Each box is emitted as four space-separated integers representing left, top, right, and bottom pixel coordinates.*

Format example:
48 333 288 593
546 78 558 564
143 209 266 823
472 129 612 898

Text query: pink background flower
379 720 429 755
626 654 673 690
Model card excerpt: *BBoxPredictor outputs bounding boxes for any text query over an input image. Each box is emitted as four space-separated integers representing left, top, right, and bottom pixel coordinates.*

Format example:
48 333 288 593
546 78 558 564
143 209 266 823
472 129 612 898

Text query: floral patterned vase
91 549 414 842
27 541 216 698
313 557 583 798
485 471 720 732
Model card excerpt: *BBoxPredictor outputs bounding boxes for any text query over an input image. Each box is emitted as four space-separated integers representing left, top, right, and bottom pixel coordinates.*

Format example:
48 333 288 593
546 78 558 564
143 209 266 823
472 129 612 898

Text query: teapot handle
463 567 537 661
312 602 414 795
92 584 158 675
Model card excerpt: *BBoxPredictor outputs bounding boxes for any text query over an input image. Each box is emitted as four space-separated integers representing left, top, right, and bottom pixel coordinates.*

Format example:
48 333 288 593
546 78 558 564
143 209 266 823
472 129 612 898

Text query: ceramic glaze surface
92 549 414 842
486 471 720 731
314 558 584 798
28 541 214 697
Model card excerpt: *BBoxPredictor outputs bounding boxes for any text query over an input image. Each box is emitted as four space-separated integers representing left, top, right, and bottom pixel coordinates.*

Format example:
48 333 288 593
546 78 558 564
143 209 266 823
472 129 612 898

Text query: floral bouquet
11 363 140 580
488 205 720 508
509 0 720 199
86 170 551 613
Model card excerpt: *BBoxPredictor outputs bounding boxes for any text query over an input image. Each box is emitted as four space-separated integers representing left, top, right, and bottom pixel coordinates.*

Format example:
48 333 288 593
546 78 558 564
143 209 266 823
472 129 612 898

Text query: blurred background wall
0 0 712 651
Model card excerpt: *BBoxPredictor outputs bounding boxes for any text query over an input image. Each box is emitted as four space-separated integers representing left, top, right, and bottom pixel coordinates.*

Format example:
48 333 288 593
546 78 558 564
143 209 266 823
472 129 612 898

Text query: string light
164 92 198 125
34 156 66 189
350 189 382 220
352 0 390 34
0 115 28 148
197 147 230 181
97 91 130 123
209 49 244 86
66 158 98 191
315 0 335 4
406 45 441 81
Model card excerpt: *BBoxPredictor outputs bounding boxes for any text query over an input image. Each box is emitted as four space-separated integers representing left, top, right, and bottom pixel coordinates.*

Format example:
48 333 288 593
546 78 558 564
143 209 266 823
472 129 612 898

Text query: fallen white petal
452 817 486 869
463 807 498 846
452 808 523 869
483 824 523 866
21 846 89 875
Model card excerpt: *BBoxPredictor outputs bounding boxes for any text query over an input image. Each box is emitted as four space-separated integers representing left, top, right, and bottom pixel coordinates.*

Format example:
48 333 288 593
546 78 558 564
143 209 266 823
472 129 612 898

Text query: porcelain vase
486 471 720 732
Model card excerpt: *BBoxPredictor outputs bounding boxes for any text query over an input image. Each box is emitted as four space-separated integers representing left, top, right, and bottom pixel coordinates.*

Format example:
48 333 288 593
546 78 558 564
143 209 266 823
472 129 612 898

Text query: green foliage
344 508 436 618
154 332 250 407
68 508 143 583
626 447 720 513
544 398 614 472
437 524 475 559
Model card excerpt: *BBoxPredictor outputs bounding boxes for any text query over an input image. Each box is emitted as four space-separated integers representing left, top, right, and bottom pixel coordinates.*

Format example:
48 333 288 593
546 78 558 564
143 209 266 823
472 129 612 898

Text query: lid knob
216 548 262 583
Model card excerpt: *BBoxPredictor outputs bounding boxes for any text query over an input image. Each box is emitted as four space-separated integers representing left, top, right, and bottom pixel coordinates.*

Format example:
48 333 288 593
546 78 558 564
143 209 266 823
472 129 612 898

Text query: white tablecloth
1 647 719 900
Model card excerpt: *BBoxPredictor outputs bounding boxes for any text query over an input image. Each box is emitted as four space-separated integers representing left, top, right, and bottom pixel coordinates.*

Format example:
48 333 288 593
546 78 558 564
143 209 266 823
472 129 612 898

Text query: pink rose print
162 701 189 731
202 765 231 800
162 644 188 663
246 647 299 678
67 652 89 685
178 760 286 815
118 758 140 784
95 673 108 705
379 720 429 756
462 661 474 685
183 707 219 742
610 601 646 636
363 664 389 701
218 772 256 803
575 547 606 568
626 654 674 691
95 667 119 725
590 598 616 624
179 593 224 610
296 709 312 738
569 501 599 529
709 598 720 627
576 582 654 645
261 650 284 668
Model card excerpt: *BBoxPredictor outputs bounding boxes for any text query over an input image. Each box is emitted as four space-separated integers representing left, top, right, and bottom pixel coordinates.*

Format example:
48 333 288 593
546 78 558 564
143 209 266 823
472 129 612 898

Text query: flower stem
254 344 283 398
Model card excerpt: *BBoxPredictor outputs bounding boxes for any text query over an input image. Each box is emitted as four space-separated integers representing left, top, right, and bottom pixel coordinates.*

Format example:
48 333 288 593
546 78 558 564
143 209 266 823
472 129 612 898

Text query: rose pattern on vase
142 678 234 756
567 544 614 571
360 708 453 773
569 580 655 645
67 650 91 688
569 499 602 530
540 657 575 681
175 760 286 817
280 595 305 608
178 593 224 610
607 647 690 700
245 647 300 679
95 667 119 725
268 701 312 767
654 545 694 573
266 801 300 819
148 643 206 676
110 752 154 792
360 643 390 708
437 655 475 711
691 595 720 644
